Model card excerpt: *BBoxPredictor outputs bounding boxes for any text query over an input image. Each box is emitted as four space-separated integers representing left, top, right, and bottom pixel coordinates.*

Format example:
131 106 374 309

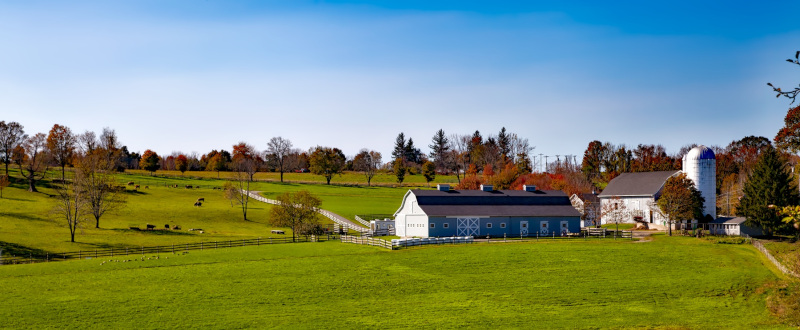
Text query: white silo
682 145 716 219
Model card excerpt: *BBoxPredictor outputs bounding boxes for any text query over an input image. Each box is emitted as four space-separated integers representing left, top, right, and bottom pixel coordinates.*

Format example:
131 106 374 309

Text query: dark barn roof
598 170 680 197
409 189 580 217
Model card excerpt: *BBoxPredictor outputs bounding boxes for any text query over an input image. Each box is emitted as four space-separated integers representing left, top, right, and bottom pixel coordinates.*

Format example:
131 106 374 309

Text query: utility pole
538 154 543 173
544 155 549 173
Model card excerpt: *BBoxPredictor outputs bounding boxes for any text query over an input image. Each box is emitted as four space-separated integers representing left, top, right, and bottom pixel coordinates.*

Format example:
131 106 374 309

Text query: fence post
111 248 113 257
257 237 260 246
141 246 144 256
172 244 175 254
79 250 81 259
95 250 98 258
216 241 218 249
126 247 129 256
46 253 49 262
201 242 204 250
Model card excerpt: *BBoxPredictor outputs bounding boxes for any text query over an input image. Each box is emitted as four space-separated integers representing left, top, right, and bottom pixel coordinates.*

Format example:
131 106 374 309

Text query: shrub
703 236 750 244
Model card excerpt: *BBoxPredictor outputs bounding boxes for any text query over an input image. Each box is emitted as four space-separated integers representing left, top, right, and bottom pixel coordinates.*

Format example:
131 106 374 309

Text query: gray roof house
597 170 681 228
709 217 763 237
394 184 581 238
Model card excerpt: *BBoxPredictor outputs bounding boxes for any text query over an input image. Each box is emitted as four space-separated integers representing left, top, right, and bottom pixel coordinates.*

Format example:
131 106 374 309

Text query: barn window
500 223 506 228
443 223 449 228
486 223 492 228
430 223 435 228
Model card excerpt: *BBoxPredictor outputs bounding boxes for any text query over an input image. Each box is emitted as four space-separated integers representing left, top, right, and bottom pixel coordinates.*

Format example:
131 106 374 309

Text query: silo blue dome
684 145 715 160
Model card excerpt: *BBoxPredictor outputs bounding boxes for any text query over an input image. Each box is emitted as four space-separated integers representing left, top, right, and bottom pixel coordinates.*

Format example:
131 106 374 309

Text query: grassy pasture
0 235 792 328
0 172 408 254
124 169 460 186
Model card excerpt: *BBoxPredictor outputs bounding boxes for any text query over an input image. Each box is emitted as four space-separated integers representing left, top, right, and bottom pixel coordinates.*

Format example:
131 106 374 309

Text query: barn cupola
523 185 537 192
480 184 493 191
437 184 450 192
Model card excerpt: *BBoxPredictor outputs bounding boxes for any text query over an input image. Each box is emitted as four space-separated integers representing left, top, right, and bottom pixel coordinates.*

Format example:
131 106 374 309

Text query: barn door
457 218 480 237
520 221 529 237
540 221 549 235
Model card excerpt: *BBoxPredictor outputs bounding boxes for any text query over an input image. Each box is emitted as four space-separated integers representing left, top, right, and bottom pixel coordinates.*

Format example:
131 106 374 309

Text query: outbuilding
708 217 763 236
394 184 582 238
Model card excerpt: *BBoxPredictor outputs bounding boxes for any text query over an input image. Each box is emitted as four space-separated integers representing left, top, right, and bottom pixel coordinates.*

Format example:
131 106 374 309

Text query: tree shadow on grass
0 211 50 222
0 196 36 202
0 241 53 260
109 228 196 236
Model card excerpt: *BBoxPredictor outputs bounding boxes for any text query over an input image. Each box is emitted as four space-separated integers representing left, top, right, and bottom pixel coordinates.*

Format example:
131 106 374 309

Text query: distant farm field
124 169 460 186
0 236 791 329
0 172 407 254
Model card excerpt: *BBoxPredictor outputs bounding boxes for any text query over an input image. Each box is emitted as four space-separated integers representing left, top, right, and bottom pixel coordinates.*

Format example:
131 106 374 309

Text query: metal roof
711 217 746 224
684 145 716 161
418 205 581 217
598 170 680 197
408 189 579 217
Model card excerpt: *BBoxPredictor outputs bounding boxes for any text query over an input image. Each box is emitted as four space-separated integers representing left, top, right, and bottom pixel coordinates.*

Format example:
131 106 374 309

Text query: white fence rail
353 215 371 227
247 191 368 233
391 237 474 248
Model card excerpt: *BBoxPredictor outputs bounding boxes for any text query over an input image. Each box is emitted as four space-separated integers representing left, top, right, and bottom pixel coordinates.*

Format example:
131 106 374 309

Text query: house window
487 223 493 228
430 223 435 228
500 223 506 228
443 223 449 228
522 223 527 228
562 223 567 228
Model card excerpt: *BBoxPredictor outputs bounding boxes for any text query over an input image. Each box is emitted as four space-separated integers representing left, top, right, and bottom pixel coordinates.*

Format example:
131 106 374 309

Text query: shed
709 217 763 237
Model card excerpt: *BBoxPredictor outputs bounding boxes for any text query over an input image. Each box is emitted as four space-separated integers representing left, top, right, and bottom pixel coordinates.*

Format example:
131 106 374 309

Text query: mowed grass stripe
0 237 787 329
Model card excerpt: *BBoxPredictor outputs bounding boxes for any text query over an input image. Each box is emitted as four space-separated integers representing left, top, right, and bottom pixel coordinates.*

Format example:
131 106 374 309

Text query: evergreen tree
738 146 800 235
393 158 406 184
404 138 422 164
429 129 449 172
498 127 510 160
392 132 406 162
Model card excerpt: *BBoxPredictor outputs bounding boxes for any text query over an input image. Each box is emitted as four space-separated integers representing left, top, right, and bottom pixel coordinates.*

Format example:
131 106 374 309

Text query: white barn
597 170 679 229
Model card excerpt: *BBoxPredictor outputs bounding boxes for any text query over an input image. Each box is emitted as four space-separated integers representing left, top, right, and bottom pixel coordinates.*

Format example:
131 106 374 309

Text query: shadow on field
0 196 36 202
0 211 49 222
110 228 195 236
0 241 53 259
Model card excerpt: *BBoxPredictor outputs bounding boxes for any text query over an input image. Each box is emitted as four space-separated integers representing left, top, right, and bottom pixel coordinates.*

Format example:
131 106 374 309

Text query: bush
703 236 750 244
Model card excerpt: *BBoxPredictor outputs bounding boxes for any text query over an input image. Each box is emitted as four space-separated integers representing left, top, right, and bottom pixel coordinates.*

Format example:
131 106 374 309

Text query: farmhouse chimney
481 184 493 192
437 184 450 192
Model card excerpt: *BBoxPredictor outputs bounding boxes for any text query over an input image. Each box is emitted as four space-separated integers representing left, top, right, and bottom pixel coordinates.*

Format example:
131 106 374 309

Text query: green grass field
124 169 460 186
0 235 793 328
0 172 408 255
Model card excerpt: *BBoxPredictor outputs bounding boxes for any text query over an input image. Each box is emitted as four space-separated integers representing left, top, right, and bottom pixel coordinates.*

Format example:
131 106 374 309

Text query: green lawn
762 239 800 275
0 235 792 328
0 173 408 255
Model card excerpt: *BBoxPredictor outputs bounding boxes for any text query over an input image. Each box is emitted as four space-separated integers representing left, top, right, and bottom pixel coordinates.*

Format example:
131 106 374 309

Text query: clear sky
2 1 799 166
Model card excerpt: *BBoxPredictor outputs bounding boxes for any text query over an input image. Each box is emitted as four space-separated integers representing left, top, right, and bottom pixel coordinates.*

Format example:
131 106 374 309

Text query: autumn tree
269 190 321 242
99 128 122 171
232 142 260 181
175 154 189 176
455 164 482 190
19 133 49 192
738 146 799 235
422 161 436 186
53 169 87 242
0 121 25 177
266 136 293 183
353 149 382 186
656 173 705 236
308 146 346 185
74 142 126 229
206 153 227 178
140 149 160 175
46 124 76 182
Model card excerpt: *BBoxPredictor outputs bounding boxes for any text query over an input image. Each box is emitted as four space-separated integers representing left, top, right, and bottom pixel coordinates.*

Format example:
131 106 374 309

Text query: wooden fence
0 236 336 265
752 240 800 278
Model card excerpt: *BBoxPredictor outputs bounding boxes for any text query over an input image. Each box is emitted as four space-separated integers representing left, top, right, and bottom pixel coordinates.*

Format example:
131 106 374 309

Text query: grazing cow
197 198 205 202
194 201 202 207
127 181 135 186
135 185 140 189
165 224 170 229
146 224 156 230
173 225 181 230
186 185 193 189
144 186 149 189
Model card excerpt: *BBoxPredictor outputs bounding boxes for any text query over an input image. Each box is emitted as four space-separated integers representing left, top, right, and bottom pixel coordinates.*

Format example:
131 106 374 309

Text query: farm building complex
393 185 581 238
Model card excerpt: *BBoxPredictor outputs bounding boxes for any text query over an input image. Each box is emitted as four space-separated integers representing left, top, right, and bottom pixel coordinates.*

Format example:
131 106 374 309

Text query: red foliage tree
175 154 189 175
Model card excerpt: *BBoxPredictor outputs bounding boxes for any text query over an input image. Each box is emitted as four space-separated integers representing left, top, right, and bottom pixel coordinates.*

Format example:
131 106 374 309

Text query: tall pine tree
392 132 406 162
429 129 449 172
738 145 799 235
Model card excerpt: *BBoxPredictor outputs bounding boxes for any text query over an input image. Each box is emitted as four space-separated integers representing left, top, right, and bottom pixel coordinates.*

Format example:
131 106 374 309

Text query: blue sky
2 1 799 165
